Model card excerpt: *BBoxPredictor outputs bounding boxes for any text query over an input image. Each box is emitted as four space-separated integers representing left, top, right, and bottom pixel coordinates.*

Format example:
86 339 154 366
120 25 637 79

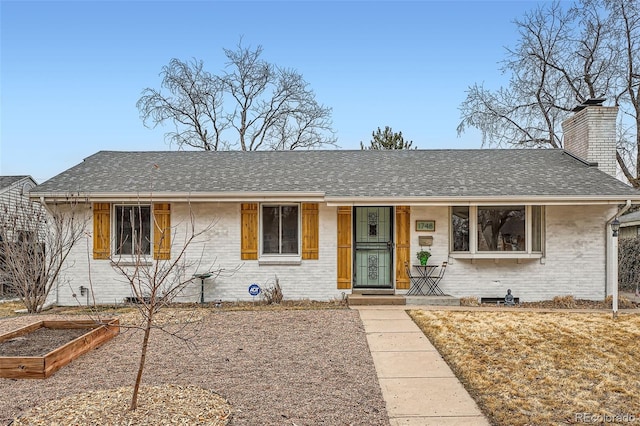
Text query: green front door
353 207 393 288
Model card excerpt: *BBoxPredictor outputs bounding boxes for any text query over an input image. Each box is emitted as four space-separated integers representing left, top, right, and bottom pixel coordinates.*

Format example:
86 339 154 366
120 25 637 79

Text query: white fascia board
619 220 640 228
325 196 640 206
31 191 327 203
30 192 640 206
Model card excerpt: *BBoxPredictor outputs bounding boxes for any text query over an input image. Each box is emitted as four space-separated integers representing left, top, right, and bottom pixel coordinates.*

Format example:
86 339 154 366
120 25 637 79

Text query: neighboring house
30 103 640 305
0 176 37 207
618 210 640 239
0 176 38 297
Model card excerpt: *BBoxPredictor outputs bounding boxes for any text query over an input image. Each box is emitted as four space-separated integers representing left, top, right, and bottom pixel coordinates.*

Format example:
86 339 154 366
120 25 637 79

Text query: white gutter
38 196 54 216
325 197 640 206
607 200 632 318
31 192 640 207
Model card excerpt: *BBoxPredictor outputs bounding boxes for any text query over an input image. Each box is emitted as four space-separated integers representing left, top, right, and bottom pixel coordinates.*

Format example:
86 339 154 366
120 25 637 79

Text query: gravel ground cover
0 309 389 425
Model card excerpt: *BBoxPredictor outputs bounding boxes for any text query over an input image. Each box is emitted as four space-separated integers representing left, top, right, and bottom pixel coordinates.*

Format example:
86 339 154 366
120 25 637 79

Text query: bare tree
360 126 416 150
105 202 229 410
0 195 86 313
605 0 640 185
458 0 640 185
137 40 337 151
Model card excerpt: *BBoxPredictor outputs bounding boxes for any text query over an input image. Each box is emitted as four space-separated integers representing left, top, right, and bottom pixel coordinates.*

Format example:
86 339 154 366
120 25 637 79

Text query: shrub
604 295 636 309
330 292 349 306
619 236 640 292
460 296 480 307
552 295 576 309
261 275 284 305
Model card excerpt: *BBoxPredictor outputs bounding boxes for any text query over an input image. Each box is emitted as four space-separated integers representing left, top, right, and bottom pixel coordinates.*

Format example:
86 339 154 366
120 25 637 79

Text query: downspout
606 200 631 318
38 196 54 215
39 197 59 307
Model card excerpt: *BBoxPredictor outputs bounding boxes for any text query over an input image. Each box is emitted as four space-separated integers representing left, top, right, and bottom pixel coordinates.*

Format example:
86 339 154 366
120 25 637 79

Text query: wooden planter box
0 319 119 379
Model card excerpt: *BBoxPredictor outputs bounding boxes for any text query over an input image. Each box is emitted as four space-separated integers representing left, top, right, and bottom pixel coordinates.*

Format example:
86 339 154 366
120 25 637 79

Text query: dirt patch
0 327 87 356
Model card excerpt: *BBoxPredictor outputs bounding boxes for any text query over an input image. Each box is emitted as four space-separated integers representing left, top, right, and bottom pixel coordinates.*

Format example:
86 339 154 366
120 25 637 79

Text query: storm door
353 207 393 288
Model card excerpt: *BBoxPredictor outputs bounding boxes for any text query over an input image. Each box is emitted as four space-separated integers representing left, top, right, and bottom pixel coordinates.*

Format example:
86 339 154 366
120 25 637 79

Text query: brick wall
410 205 613 302
56 203 613 305
562 105 618 178
57 202 341 306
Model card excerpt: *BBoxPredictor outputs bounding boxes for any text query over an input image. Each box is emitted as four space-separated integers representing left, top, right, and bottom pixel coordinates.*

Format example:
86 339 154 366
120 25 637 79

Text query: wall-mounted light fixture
611 218 620 237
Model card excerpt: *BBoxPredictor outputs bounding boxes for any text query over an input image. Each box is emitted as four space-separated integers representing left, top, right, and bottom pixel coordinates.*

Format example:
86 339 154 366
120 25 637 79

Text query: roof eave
30 191 327 203
324 195 640 206
30 191 640 206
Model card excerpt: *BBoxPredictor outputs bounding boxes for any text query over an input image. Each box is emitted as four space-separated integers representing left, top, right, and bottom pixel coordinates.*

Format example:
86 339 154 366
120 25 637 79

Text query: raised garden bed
0 319 119 379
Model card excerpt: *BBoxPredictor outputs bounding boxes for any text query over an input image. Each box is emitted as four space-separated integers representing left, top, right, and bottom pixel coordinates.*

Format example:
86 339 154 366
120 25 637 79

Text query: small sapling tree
106 201 229 410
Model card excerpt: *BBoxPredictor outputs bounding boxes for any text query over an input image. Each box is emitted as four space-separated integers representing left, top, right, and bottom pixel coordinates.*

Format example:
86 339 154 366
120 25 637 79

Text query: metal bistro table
410 264 438 296
412 264 444 296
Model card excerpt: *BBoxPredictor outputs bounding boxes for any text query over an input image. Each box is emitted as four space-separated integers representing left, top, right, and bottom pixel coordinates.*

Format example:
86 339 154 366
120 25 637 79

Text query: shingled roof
0 176 30 191
31 149 640 202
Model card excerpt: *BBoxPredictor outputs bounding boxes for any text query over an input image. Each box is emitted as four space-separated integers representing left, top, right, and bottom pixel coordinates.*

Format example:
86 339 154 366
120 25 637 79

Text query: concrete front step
348 294 461 306
348 295 406 306
405 295 460 306
351 289 395 295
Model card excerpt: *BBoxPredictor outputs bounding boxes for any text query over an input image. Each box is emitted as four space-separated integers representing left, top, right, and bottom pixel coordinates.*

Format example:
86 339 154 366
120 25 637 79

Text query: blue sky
1 0 546 183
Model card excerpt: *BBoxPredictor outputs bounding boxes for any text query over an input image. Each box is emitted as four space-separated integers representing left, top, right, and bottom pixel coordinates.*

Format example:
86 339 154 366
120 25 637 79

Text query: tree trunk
130 311 154 410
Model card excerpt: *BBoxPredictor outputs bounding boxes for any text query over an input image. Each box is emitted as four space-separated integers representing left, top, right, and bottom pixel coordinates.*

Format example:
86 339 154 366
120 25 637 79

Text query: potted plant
416 248 431 266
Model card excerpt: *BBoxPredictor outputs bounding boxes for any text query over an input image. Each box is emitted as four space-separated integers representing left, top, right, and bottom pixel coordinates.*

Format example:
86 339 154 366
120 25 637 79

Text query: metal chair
426 261 447 295
405 261 426 296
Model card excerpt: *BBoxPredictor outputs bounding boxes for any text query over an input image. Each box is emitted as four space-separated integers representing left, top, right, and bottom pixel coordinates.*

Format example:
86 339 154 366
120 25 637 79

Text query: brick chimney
562 99 618 178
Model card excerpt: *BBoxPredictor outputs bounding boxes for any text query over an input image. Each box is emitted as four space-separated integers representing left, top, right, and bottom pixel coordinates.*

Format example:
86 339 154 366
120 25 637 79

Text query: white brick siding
55 202 613 305
409 205 612 302
56 202 342 306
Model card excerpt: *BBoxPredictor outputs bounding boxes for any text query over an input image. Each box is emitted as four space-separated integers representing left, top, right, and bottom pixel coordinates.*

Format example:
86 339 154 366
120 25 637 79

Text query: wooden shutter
395 206 411 290
302 203 319 260
241 203 258 260
93 203 111 260
337 206 352 289
153 203 171 260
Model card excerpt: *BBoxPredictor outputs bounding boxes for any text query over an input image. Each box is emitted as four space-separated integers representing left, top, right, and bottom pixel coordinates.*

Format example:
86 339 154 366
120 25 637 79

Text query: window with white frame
451 205 543 255
261 204 299 255
114 205 151 255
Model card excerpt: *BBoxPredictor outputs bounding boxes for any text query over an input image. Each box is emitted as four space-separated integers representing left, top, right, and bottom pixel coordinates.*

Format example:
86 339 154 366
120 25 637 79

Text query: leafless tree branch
138 39 337 151
458 0 639 186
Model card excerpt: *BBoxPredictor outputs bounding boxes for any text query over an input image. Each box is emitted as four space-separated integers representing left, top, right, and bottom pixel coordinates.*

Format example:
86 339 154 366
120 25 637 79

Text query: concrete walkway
355 306 490 426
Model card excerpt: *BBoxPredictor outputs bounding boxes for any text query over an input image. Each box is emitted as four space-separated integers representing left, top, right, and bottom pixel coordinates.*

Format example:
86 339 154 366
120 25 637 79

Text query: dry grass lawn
0 301 24 318
409 310 640 426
